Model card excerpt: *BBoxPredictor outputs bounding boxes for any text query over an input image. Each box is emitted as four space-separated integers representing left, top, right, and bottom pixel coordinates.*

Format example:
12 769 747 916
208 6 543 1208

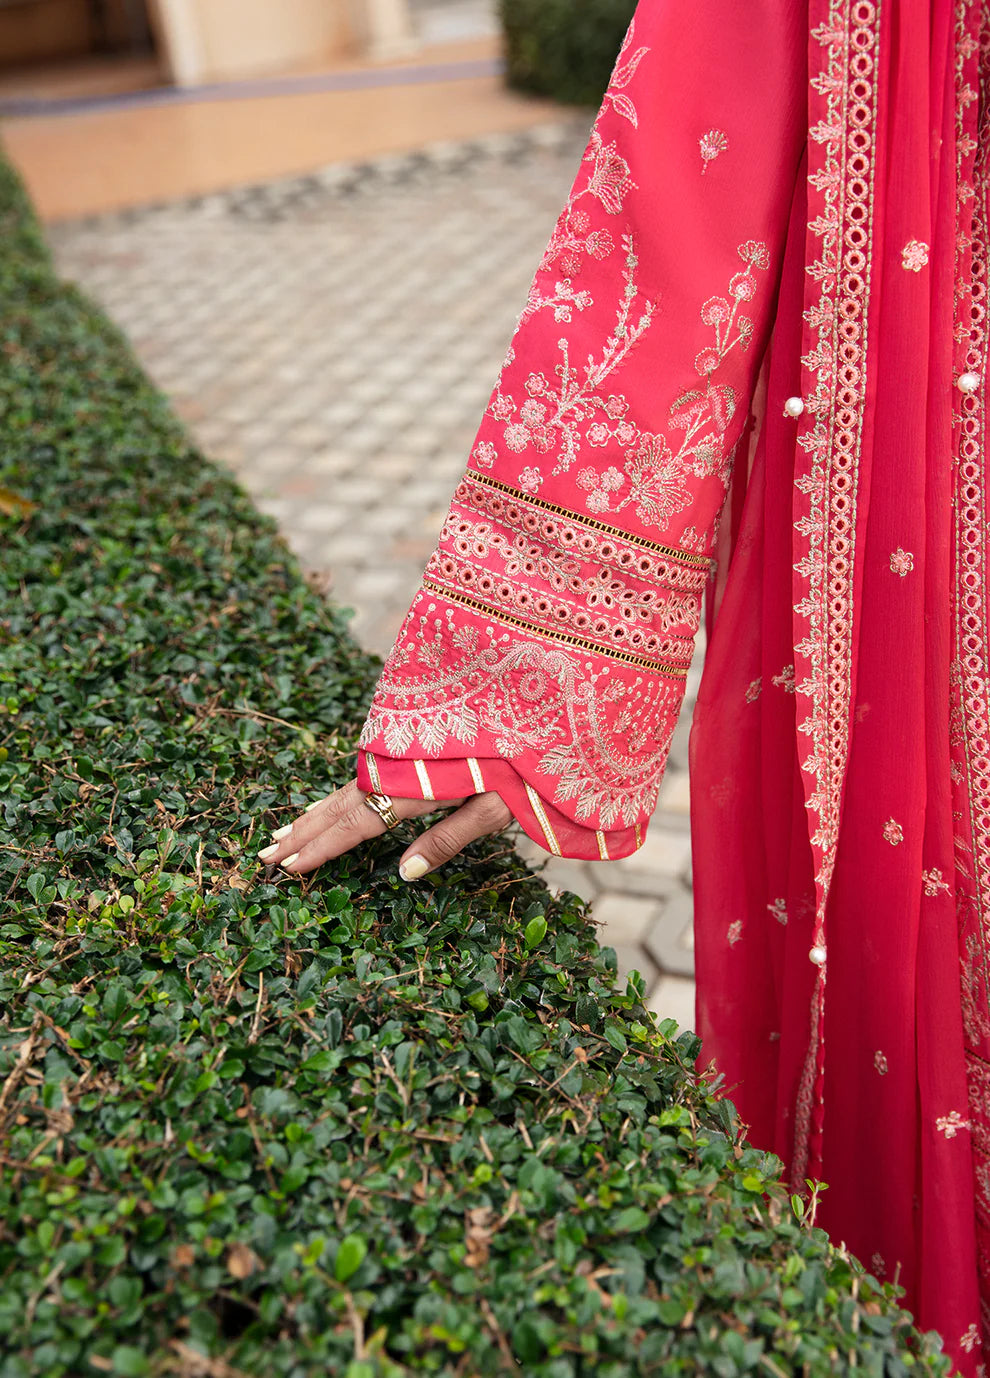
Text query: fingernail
257 843 279 861
399 854 430 881
272 824 293 841
281 852 300 869
304 799 324 813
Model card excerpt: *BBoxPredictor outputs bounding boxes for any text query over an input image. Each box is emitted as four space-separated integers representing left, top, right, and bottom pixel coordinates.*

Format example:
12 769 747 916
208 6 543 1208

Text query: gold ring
363 791 402 831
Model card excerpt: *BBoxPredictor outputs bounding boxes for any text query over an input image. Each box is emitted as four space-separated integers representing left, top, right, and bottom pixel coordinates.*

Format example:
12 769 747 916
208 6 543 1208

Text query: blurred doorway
0 0 161 99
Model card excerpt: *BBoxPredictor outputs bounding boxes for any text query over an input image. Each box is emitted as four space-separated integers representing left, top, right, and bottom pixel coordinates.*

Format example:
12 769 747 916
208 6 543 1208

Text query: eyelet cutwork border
791 0 883 1186
951 0 990 1326
463 470 712 569
420 577 690 677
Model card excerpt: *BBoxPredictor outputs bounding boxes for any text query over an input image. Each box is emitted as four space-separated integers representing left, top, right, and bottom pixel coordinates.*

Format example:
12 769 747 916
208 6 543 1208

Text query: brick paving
50 124 697 1031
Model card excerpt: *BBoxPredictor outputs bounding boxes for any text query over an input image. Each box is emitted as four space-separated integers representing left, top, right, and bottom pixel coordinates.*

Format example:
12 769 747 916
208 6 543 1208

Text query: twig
209 706 316 732
0 1015 41 1123
23 1259 65 1330
166 1339 251 1378
480 1296 516 1371
344 1291 366 1359
247 972 265 1044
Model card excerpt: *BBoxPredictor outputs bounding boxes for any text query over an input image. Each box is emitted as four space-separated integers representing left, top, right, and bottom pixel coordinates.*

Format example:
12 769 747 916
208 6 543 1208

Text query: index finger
256 780 464 874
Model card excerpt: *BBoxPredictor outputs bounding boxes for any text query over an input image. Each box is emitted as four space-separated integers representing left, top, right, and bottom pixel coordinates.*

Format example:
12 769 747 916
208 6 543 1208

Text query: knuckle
426 829 461 863
334 800 370 834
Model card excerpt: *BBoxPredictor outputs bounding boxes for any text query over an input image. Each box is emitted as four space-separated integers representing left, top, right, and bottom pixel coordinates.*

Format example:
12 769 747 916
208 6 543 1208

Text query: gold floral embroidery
937 1111 972 1139
600 19 649 129
922 867 951 897
422 472 711 676
874 1051 889 1076
961 1323 981 1353
727 920 743 946
360 622 684 829
508 237 655 470
901 239 930 271
889 547 914 576
497 240 769 500
772 664 796 694
767 898 788 924
576 464 625 513
745 677 762 703
533 117 645 311
883 818 904 846
462 469 711 567
699 129 729 174
870 1252 886 1277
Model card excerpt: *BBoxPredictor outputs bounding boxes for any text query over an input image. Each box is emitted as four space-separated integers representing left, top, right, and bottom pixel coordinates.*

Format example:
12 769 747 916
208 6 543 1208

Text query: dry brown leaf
45 1106 74 1136
464 1205 494 1270
0 486 36 519
226 1242 262 1279
171 1243 196 1268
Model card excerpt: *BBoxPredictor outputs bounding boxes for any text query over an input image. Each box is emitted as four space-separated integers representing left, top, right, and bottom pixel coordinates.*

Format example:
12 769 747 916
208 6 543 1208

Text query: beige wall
148 0 359 85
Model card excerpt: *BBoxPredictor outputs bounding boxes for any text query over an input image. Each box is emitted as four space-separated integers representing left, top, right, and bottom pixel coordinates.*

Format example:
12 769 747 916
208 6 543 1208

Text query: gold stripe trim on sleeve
525 782 562 856
414 759 435 801
465 469 712 568
365 751 383 793
467 757 486 793
420 578 689 677
596 831 610 860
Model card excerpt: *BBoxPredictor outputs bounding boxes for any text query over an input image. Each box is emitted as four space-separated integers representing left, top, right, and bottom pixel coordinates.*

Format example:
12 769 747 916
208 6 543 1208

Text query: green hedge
0 156 951 1376
498 0 638 106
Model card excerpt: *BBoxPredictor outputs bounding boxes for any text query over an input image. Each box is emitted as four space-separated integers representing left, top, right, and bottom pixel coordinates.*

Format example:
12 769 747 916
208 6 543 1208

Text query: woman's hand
256 778 513 880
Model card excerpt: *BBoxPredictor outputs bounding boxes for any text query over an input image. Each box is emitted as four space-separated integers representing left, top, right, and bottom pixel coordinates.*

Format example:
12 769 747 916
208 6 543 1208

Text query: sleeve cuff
356 748 645 862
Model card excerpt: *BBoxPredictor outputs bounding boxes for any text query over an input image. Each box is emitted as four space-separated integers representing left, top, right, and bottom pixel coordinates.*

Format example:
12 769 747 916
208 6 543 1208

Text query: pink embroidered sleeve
356 0 806 860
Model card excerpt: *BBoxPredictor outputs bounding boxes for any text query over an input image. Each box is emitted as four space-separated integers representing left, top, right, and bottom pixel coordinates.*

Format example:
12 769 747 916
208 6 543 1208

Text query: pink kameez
355 1 990 1367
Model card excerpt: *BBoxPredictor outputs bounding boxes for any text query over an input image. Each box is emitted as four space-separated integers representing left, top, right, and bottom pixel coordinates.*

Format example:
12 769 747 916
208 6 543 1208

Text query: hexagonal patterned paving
49 123 698 1027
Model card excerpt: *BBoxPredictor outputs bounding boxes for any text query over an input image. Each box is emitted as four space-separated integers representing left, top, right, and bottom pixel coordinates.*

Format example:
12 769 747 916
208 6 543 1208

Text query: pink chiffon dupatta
355 0 990 1365
694 0 989 1367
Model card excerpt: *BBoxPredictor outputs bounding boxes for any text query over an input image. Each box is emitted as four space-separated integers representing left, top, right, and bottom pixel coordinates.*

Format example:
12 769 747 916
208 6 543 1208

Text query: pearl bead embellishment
958 372 981 395
783 395 806 417
809 945 827 966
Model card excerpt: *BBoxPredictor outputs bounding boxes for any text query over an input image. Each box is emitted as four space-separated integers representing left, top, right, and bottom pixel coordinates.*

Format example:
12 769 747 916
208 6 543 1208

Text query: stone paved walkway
50 125 697 1030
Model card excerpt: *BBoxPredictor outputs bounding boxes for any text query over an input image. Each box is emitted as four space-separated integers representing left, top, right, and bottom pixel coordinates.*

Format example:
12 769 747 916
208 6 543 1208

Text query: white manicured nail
281 852 300 869
399 855 430 881
272 824 292 841
305 798 325 812
257 843 279 861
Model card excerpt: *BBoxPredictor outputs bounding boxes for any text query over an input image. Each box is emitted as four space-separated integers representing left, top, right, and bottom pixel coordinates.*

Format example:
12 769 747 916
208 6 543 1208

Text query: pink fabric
358 0 807 858
356 0 990 1368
